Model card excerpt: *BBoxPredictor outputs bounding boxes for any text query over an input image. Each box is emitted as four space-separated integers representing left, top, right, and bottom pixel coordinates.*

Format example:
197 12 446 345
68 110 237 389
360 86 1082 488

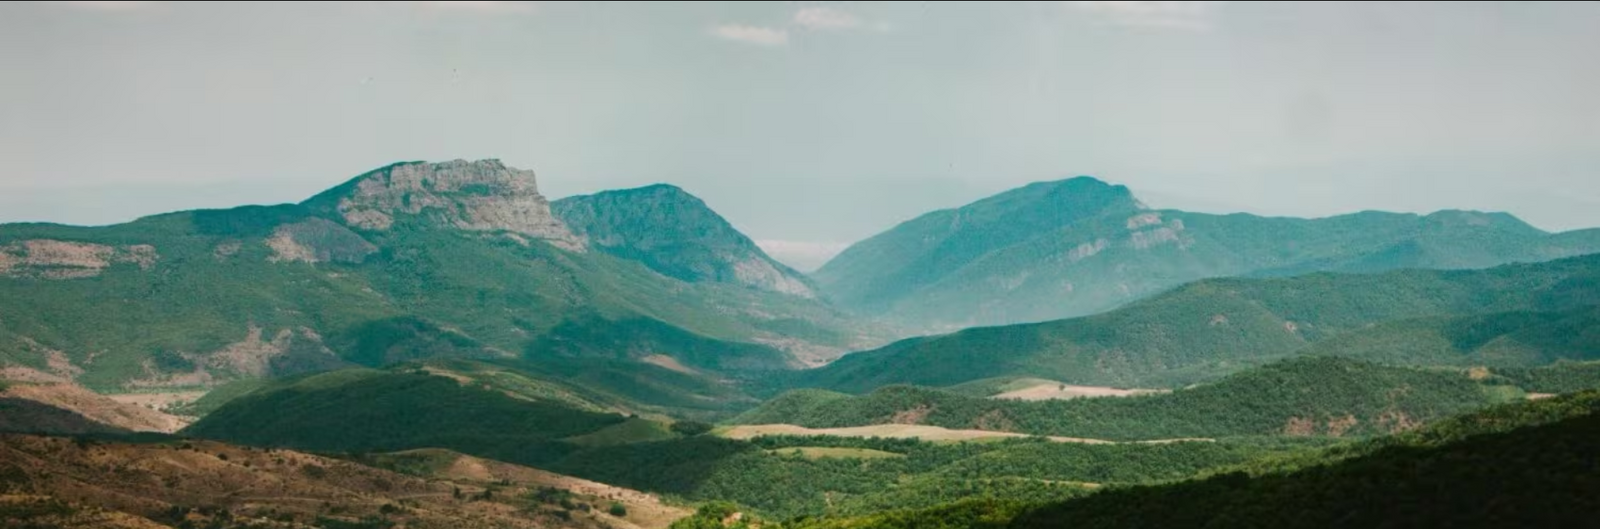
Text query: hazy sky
4 1 1599 270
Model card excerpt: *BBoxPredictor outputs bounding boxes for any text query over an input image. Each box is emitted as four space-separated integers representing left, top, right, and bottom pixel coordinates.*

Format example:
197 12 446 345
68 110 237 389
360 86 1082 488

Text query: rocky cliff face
308 159 584 251
553 184 816 298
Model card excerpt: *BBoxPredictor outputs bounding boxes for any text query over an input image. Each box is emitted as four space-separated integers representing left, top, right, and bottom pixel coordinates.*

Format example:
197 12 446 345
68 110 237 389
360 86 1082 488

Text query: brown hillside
0 382 189 433
0 434 687 529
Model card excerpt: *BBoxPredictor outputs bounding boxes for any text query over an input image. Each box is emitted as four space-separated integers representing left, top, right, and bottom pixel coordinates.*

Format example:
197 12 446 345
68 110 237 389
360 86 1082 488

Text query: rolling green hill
179 361 1324 522
545 433 1317 520
742 357 1523 441
182 367 631 466
796 254 1600 391
1299 307 1600 367
0 159 876 392
814 177 1600 331
1493 360 1600 394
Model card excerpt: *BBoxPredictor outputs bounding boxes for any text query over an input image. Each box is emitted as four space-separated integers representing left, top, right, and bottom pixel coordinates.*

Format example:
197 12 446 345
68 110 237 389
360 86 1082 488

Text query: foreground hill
1007 390 1600 528
0 433 686 529
790 390 1600 529
814 176 1600 331
796 254 1600 391
0 159 875 392
0 398 130 436
742 357 1522 441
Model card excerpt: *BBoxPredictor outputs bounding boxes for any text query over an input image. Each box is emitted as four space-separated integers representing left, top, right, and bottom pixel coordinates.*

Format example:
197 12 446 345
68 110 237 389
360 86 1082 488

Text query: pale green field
765 446 906 460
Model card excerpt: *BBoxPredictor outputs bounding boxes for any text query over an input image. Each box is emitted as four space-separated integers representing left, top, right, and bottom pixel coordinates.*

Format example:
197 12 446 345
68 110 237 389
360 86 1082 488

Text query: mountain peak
552 186 816 298
1038 175 1131 197
304 159 584 250
1423 209 1543 234
592 183 699 201
955 175 1140 223
1052 175 1113 186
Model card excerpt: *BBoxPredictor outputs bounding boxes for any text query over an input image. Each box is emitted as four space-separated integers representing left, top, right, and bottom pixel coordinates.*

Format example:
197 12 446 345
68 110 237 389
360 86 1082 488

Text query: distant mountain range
0 159 878 392
794 254 1600 392
814 176 1600 331
6 162 1600 402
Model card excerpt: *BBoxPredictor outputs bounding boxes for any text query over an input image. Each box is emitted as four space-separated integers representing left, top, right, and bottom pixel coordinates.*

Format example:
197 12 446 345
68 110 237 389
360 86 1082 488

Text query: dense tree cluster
546 433 1310 519
743 357 1515 440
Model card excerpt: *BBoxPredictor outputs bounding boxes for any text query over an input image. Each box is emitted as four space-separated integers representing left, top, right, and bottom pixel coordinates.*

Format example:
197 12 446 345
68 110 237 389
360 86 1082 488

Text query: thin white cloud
414 1 538 14
42 1 161 11
794 7 894 33
710 24 789 47
1064 1 1222 30
755 240 850 272
794 7 861 30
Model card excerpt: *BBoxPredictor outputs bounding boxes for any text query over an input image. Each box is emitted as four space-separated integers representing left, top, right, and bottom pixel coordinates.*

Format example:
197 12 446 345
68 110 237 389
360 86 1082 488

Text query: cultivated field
992 381 1168 401
719 423 1211 445
764 446 906 460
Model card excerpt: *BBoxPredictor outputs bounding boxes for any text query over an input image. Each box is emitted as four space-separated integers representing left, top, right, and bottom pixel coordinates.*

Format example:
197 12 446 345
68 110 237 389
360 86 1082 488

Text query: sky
3 1 1599 271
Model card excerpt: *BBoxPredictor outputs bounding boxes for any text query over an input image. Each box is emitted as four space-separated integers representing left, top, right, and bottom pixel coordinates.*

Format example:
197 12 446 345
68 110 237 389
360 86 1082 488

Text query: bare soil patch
1 383 191 433
764 447 905 460
105 391 207 414
0 434 687 529
640 354 697 375
992 382 1167 401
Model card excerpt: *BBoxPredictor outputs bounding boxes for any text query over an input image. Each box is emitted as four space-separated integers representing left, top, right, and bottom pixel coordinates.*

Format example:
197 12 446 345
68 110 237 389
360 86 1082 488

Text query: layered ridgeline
787 390 1600 529
796 254 1600 392
738 357 1527 441
0 159 876 392
814 176 1600 331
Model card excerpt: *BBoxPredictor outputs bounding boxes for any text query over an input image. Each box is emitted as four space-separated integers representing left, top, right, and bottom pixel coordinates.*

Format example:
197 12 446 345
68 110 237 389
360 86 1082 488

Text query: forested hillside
797 254 1600 391
743 357 1522 440
181 362 1336 521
